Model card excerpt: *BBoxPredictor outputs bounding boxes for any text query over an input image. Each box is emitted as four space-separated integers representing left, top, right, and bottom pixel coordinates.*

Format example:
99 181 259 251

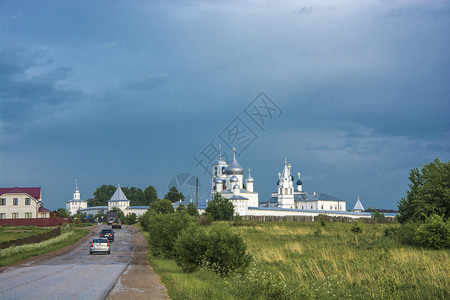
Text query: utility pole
196 177 198 206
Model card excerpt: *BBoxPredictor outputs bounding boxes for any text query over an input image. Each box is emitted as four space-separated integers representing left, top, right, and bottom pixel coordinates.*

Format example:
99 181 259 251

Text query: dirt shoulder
106 225 169 300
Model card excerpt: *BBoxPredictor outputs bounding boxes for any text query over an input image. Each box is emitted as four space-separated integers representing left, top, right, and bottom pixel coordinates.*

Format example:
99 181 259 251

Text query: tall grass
141 222 449 299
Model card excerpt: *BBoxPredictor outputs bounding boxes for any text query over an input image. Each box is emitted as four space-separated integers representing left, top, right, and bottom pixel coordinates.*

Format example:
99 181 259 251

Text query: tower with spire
66 179 88 215
277 159 295 209
107 184 130 212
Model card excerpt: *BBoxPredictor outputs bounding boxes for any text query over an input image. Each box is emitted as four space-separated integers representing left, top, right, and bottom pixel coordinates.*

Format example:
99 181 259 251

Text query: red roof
38 207 52 213
0 187 41 200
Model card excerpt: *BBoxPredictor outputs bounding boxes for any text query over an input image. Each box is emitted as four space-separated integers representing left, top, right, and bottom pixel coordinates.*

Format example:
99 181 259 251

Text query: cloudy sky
1 0 449 211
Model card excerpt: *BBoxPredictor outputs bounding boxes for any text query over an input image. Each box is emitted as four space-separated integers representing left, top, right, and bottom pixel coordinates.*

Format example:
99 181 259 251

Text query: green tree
414 214 449 249
124 213 137 225
164 187 185 203
398 158 450 223
88 184 116 207
150 199 174 214
56 208 69 217
176 203 186 213
110 207 125 220
122 186 146 206
187 202 199 216
205 193 235 221
144 186 158 204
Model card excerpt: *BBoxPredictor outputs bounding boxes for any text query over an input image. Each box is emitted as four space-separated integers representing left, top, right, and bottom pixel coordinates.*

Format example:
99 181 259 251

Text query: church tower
212 145 228 192
277 159 295 209
66 179 87 215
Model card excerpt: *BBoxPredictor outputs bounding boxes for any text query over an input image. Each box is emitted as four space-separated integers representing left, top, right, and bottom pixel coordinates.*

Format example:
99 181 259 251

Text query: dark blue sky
1 1 449 211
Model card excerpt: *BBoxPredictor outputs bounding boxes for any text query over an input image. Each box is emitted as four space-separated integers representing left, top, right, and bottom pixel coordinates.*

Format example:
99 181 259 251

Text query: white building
353 197 364 212
0 187 51 219
66 180 88 216
206 149 395 219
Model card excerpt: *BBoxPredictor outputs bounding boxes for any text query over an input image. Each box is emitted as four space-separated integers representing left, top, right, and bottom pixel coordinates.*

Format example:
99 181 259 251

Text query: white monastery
208 148 391 219
66 180 88 215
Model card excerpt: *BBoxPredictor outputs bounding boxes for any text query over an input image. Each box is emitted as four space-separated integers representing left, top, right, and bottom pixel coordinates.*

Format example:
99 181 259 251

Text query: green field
144 221 449 299
0 225 51 243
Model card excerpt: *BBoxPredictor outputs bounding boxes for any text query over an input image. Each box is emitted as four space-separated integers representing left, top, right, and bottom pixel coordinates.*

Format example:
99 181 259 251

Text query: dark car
99 229 115 241
112 219 122 229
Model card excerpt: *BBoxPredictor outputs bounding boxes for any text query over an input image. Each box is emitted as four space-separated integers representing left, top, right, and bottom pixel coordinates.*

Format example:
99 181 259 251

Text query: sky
1 0 449 211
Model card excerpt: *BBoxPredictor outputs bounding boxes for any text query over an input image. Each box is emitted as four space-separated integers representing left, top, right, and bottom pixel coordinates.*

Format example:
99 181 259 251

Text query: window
25 212 32 218
13 198 18 205
0 198 5 206
25 198 31 205
12 213 19 219
321 205 323 210
0 213 5 219
310 206 313 209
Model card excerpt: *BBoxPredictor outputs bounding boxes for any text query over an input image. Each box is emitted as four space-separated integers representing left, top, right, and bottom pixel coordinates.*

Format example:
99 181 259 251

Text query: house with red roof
0 187 51 219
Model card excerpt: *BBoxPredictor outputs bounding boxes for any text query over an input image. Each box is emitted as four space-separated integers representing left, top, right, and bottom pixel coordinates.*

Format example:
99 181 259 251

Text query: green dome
296 179 302 185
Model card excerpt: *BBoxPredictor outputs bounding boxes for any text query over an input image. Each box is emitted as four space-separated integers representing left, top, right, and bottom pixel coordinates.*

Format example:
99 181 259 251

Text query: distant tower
108 184 130 213
353 196 364 212
66 179 87 215
211 145 228 191
246 169 254 192
296 172 303 192
73 179 80 200
278 159 295 209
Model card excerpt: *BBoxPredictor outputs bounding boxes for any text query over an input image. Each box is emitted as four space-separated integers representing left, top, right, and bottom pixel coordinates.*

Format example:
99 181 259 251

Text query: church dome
291 175 294 181
296 179 302 185
214 178 223 184
233 184 239 190
230 175 239 183
216 158 227 165
246 174 254 182
225 157 244 175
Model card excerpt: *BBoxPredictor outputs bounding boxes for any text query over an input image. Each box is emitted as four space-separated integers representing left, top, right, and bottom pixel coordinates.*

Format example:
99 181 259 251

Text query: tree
144 186 158 204
187 202 199 216
122 186 146 206
205 193 234 221
56 208 69 217
176 203 186 213
164 187 185 203
88 185 116 207
150 199 174 214
398 158 450 223
110 207 125 220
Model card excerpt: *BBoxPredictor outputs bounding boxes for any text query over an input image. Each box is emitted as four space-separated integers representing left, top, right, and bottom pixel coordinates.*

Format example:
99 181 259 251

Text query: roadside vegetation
0 225 51 243
0 226 88 267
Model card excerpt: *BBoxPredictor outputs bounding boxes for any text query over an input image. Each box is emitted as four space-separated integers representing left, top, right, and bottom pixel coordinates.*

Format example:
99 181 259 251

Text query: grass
139 221 449 299
0 225 51 243
0 227 88 267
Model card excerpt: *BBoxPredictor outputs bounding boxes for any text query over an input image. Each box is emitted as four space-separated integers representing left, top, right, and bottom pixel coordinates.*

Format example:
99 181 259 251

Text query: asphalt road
0 225 136 300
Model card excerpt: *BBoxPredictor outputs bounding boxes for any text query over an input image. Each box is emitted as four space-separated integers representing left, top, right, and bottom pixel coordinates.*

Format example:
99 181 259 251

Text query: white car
90 238 111 254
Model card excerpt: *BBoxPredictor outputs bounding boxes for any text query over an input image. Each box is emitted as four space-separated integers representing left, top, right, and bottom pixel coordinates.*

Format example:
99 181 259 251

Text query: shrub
147 211 194 258
414 214 449 249
202 223 252 276
197 214 213 226
186 202 199 216
174 225 208 272
139 210 152 231
176 203 186 213
351 222 363 234
174 223 252 276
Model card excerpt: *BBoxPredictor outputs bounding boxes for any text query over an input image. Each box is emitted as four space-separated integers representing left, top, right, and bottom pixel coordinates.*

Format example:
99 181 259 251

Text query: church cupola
73 179 80 200
245 169 254 192
225 147 244 175
296 172 303 192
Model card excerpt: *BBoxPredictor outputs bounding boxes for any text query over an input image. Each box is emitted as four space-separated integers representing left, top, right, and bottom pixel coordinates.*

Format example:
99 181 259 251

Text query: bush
187 202 199 216
147 211 194 258
197 214 213 226
174 223 252 276
351 222 363 234
176 203 186 213
414 214 449 249
202 223 252 276
139 210 152 231
174 225 208 272
205 193 234 221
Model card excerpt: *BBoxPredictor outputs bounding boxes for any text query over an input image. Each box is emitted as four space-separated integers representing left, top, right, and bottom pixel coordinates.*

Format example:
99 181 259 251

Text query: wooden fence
0 217 71 227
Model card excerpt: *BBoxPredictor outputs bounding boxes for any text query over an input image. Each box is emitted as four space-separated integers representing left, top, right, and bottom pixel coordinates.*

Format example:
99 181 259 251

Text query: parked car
99 229 115 241
112 219 122 229
107 217 116 225
90 238 111 254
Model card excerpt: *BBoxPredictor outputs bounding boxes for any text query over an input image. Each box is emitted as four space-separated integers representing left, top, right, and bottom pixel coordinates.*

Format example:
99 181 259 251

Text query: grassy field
0 225 51 243
142 221 449 299
0 227 88 267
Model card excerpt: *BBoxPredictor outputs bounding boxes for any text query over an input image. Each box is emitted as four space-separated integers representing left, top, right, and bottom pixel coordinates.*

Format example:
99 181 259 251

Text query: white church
209 148 391 219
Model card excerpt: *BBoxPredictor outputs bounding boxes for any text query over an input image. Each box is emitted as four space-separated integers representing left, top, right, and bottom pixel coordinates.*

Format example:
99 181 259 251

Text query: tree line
87 185 185 207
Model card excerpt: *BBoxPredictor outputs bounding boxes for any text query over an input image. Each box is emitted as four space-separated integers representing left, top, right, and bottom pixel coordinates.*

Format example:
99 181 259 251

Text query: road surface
0 225 168 300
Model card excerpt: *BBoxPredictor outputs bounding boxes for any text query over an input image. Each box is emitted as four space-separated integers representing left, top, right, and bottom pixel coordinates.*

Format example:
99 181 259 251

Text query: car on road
107 217 116 225
90 238 111 254
112 219 122 229
99 229 115 241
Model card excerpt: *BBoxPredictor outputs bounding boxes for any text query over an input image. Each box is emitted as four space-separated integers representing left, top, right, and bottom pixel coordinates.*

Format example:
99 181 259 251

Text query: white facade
0 187 50 219
66 180 88 215
107 184 148 217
